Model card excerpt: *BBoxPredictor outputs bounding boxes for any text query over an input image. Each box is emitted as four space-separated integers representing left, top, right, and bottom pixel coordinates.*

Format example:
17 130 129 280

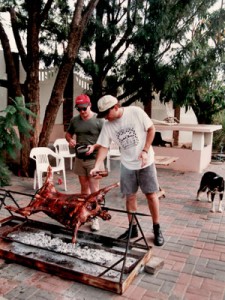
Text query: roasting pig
5 166 119 243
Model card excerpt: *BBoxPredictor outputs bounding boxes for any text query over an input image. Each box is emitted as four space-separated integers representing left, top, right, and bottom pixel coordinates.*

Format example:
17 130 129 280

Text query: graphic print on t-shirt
116 126 139 150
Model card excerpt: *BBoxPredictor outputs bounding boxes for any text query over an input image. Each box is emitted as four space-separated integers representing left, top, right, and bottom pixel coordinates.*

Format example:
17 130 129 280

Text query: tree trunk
63 71 74 131
39 0 99 146
144 100 152 117
20 0 41 175
0 21 22 98
173 106 180 146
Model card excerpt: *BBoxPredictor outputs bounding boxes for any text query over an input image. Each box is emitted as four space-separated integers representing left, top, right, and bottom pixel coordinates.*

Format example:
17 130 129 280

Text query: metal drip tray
0 216 151 294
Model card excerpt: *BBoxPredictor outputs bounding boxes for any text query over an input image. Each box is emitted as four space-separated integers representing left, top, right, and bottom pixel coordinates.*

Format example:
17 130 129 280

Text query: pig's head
86 182 120 205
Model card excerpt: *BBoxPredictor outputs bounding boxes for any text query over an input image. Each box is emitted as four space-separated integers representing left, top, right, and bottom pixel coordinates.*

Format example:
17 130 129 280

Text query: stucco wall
0 51 7 114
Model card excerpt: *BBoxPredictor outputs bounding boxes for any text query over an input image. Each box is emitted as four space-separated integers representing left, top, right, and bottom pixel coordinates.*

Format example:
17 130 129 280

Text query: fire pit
0 188 152 294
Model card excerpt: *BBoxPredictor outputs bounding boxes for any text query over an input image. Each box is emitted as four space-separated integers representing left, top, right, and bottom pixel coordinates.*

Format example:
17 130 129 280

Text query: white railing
38 67 92 92
74 73 92 90
39 67 58 81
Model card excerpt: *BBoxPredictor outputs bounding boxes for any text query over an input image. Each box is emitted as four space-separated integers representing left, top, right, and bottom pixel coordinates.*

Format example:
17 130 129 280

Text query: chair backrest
53 138 70 155
30 147 63 171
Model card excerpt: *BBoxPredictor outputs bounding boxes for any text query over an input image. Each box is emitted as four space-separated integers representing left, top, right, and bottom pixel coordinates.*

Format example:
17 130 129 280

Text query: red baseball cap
75 94 91 107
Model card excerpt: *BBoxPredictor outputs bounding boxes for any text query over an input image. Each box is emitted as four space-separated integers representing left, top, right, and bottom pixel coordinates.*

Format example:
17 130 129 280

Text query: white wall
0 51 7 115
39 68 63 124
19 65 63 124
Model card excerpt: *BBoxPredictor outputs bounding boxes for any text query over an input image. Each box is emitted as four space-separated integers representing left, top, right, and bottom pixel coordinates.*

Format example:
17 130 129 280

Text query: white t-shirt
97 106 155 170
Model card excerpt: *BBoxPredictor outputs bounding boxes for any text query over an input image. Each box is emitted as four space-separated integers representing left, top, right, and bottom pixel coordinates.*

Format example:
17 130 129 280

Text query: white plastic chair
53 138 75 170
106 142 121 172
30 147 67 191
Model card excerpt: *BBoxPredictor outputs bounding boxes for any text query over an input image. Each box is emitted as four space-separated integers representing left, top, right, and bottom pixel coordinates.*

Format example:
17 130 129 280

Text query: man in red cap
65 94 105 231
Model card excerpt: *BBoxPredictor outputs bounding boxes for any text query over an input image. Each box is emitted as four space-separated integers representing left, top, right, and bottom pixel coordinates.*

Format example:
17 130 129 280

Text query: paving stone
159 281 175 295
196 257 209 266
28 289 59 300
4 285 38 300
1 164 225 299
156 270 179 283
168 295 182 300
182 263 195 274
13 268 36 282
138 280 161 292
214 270 225 282
163 243 181 252
186 285 210 298
144 256 164 274
182 245 193 254
141 275 164 286
177 239 195 247
186 255 198 264
193 265 215 279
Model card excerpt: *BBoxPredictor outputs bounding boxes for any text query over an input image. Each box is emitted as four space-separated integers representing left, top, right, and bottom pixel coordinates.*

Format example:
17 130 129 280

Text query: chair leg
70 157 73 170
33 170 37 189
106 155 111 172
62 170 67 191
37 171 43 189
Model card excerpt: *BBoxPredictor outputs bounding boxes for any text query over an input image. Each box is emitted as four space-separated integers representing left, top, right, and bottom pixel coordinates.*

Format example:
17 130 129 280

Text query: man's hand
90 168 108 179
90 167 101 178
138 151 148 168
68 138 76 148
85 145 94 155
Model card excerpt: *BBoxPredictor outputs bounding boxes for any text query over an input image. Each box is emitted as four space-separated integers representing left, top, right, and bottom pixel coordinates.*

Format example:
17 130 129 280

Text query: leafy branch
0 96 36 186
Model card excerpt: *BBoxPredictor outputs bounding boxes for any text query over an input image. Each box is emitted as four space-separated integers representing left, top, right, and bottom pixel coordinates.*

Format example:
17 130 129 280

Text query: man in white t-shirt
90 95 164 246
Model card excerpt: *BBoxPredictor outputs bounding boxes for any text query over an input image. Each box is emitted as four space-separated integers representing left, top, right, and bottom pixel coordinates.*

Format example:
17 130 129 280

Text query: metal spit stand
103 206 151 282
0 188 152 294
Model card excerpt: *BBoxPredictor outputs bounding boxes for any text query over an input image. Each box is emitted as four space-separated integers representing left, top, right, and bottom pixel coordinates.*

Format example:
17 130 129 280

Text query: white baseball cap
97 95 118 118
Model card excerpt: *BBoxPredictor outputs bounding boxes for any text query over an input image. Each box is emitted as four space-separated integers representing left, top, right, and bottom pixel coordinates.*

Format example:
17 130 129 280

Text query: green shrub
212 110 225 152
0 97 35 186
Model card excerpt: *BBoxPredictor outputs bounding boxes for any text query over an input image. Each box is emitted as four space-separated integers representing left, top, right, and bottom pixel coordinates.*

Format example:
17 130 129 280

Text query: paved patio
0 159 225 300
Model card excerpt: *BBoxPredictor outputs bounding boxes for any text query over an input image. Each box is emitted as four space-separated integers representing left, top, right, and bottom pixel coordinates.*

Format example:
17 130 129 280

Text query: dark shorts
120 163 159 195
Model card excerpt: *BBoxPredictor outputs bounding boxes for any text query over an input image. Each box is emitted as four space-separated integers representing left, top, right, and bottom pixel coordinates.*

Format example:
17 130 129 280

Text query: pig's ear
86 182 119 200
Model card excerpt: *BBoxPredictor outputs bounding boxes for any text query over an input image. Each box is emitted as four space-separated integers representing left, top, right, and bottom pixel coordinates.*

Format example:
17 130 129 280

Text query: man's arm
85 143 101 155
138 125 156 168
143 125 156 153
65 132 76 147
90 146 108 176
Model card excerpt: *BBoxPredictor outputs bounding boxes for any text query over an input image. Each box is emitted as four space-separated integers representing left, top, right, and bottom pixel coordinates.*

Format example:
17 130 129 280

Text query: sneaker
153 224 164 246
91 218 100 231
118 224 138 240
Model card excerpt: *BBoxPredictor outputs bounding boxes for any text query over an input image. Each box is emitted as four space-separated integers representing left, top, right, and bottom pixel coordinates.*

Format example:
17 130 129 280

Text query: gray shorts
120 163 159 195
74 158 104 177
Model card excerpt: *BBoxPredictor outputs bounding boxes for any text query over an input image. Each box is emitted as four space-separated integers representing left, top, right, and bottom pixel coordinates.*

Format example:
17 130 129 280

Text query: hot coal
9 230 137 271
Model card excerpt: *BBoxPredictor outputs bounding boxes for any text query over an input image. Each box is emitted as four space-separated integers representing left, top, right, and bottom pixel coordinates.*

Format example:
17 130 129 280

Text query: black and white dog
196 171 224 212
152 132 172 147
